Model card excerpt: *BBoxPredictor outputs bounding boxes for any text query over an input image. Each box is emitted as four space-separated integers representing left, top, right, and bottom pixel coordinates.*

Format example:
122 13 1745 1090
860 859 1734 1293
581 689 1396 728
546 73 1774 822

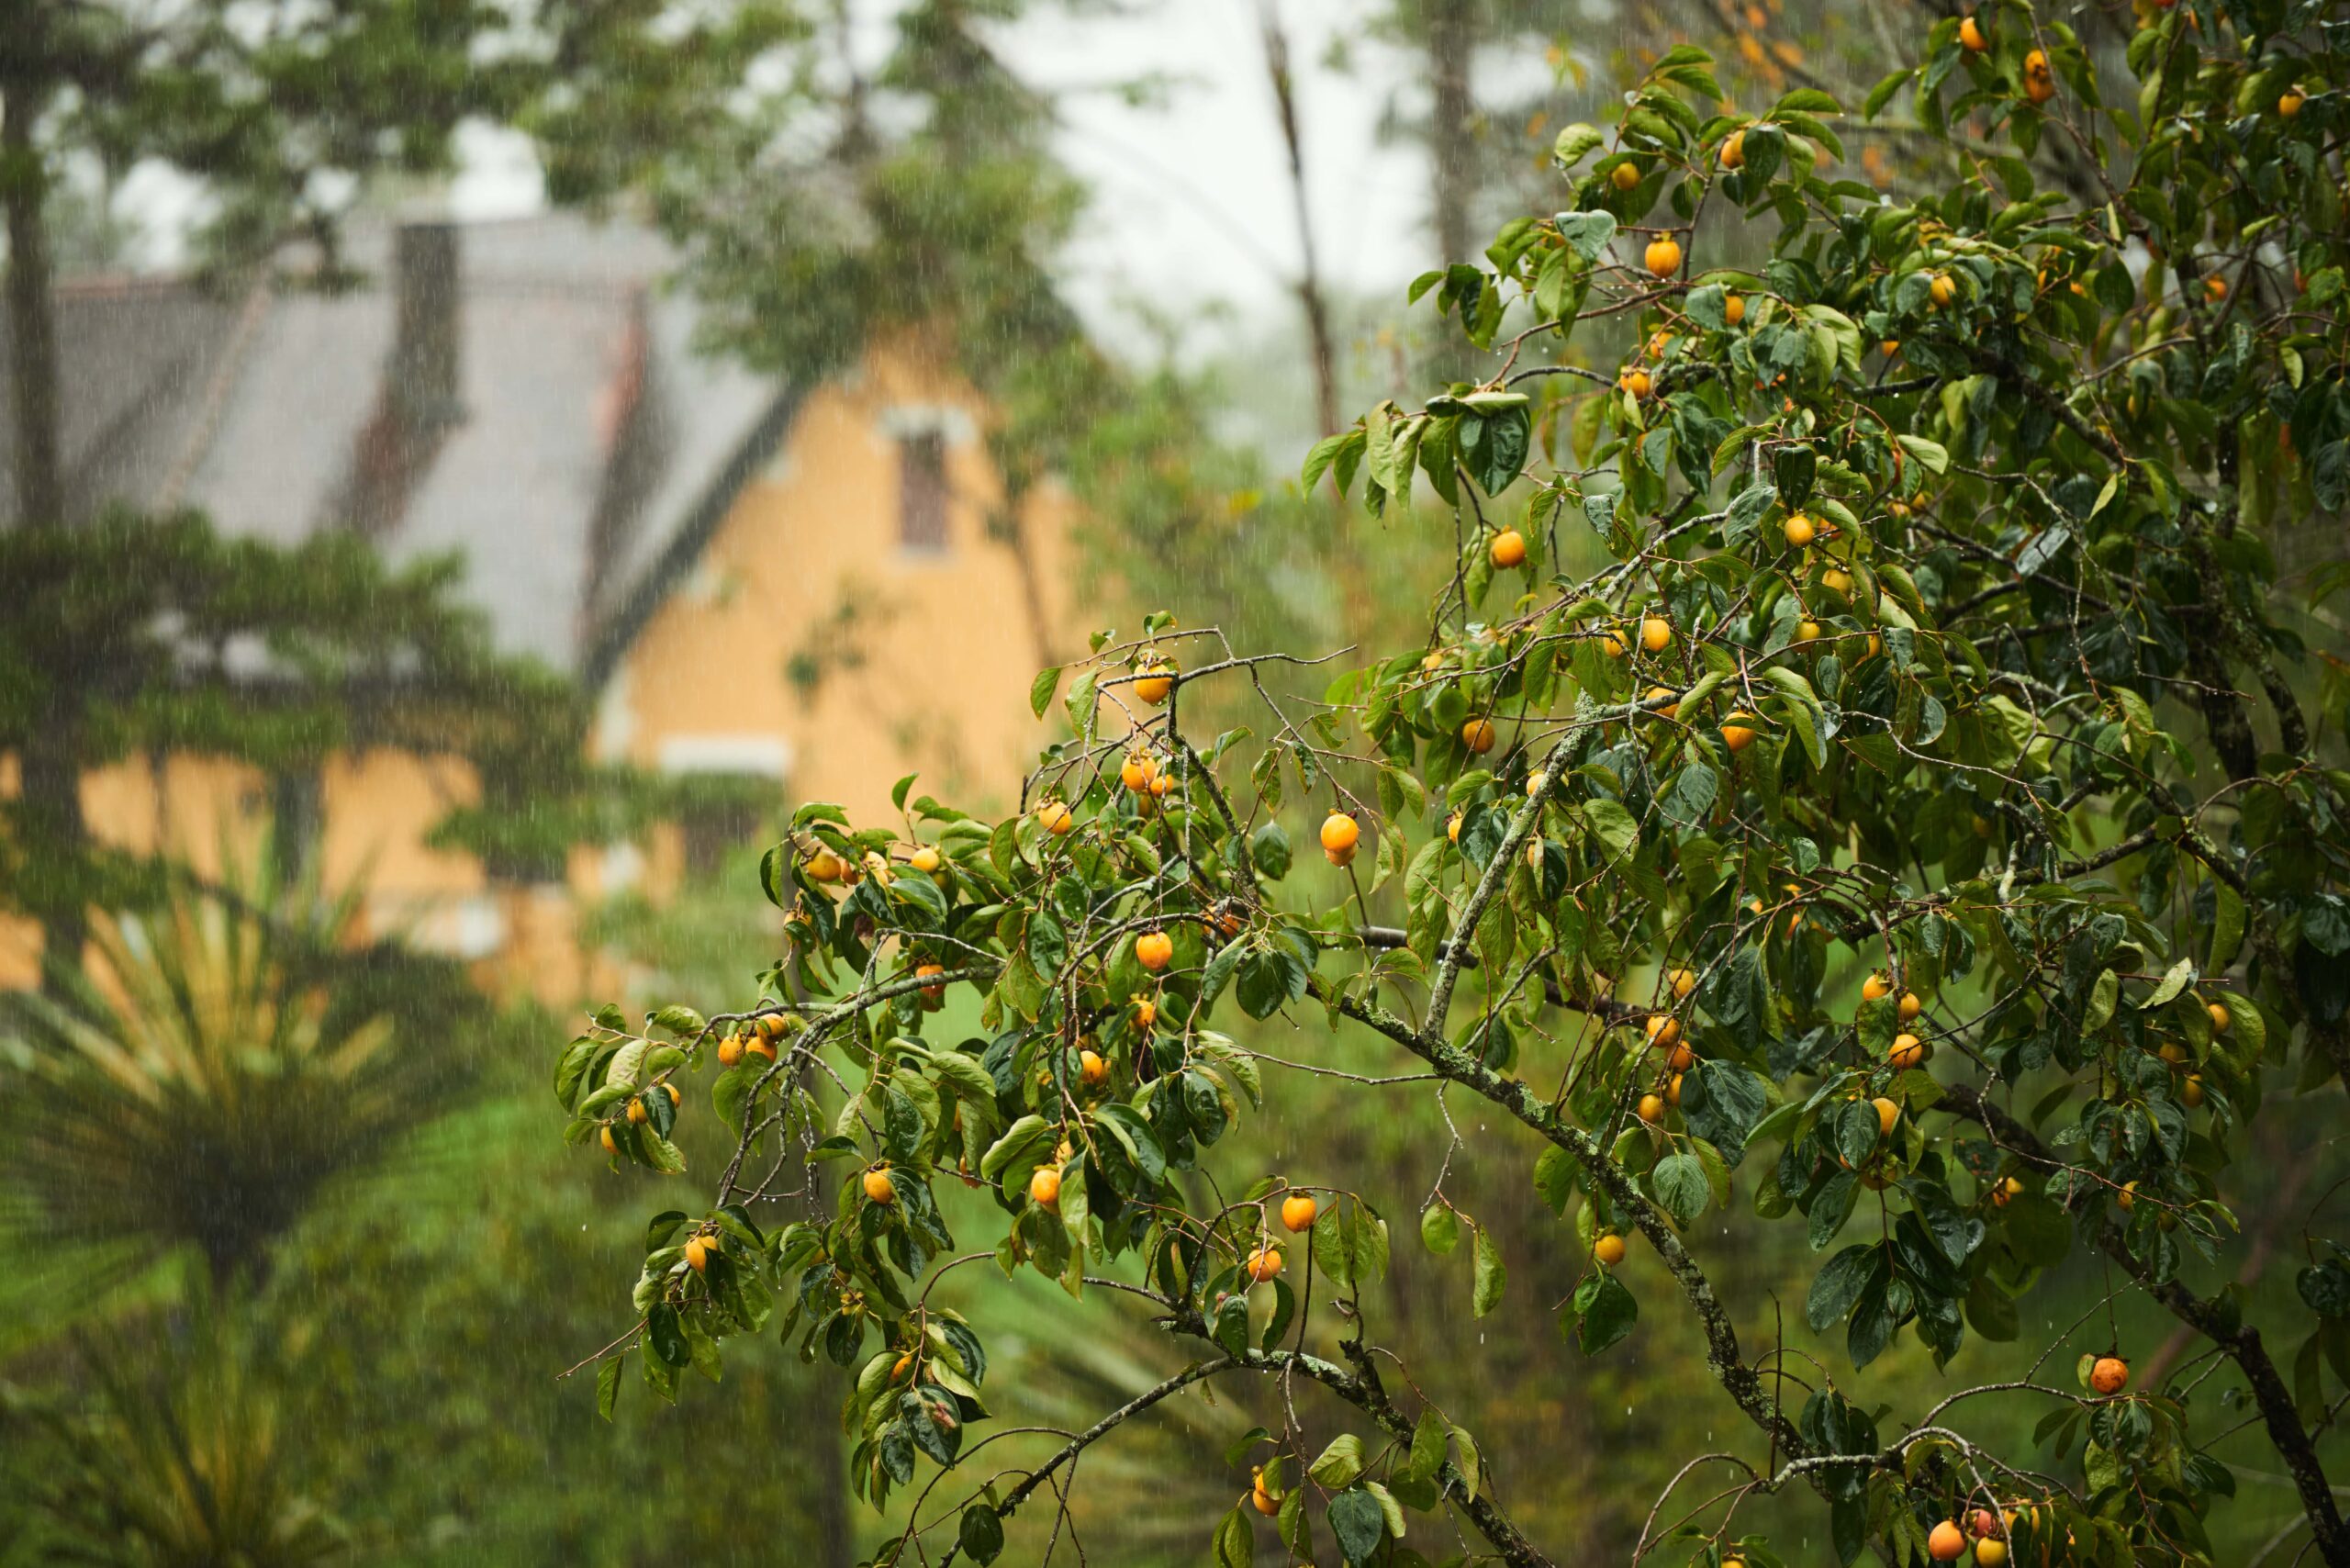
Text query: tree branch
1354 924 1643 1025
942 1338 1558 1568
940 1356 1240 1566
1942 1083 2350 1565
1324 985 1810 1468
1424 735 1575 1032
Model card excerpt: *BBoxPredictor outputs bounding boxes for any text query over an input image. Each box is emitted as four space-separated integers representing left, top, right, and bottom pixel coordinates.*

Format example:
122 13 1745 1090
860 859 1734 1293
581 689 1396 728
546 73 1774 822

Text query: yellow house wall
601 344 1079 843
319 751 484 902
1 750 503 988
0 755 271 988
0 753 22 988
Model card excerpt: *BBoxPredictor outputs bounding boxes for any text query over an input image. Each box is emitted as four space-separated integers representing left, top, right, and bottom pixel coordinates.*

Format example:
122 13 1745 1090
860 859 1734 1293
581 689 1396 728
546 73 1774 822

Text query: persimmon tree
554 5 2350 1564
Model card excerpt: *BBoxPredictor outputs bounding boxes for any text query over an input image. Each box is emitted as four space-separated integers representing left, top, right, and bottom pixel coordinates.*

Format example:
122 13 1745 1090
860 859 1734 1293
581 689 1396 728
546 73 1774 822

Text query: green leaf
1806 1245 1879 1332
595 1354 623 1420
1249 821 1292 880
1776 696 1827 769
1863 68 1910 118
1301 429 1352 492
1773 87 1841 113
1095 1102 1168 1185
1895 433 1951 475
1406 1406 1448 1484
1028 666 1061 718
1214 1503 1255 1568
980 1115 1049 1181
1314 1200 1357 1287
553 1037 599 1107
1278 1488 1313 1558
1553 209 1618 262
1808 1170 1859 1249
1420 1203 1461 1255
960 1505 1006 1563
1328 1487 1386 1563
2083 969 2119 1032
1571 1271 1639 1353
647 1304 690 1368
1450 1425 1482 1501
650 1004 705 1037
2300 1261 2350 1316
1553 124 1606 167
1682 1059 1770 1160
1533 1145 1576 1214
1472 1224 1508 1317
1310 1433 1366 1488
643 1209 688 1253
1237 945 1311 1019
922 1045 997 1104
1651 1152 1709 1225
2143 955 2196 1011
1063 669 1099 734
1583 798 1639 862
1470 406 1532 495
2211 879 2245 971
1200 935 1247 1008
1351 1207 1390 1284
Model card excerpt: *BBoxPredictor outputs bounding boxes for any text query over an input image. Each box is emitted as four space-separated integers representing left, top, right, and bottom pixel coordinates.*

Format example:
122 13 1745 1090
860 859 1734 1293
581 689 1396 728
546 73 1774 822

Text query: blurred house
0 212 1079 993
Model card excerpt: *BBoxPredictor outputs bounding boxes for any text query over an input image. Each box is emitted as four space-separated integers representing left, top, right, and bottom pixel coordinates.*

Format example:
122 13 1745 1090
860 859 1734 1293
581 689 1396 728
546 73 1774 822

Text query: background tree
552 5 2350 1567
0 0 788 967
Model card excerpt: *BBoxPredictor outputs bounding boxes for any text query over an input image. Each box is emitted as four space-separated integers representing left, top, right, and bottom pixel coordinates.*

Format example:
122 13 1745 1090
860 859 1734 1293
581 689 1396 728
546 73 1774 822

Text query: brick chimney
388 222 462 431
330 220 464 535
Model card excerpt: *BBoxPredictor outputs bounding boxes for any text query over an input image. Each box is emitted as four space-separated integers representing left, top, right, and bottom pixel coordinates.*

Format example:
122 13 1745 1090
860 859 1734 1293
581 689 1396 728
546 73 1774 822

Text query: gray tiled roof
0 211 789 675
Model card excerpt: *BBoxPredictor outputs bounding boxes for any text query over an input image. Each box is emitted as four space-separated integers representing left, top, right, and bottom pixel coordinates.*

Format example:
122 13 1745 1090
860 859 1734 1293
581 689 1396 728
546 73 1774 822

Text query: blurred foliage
0 844 491 1323
278 1017 858 1564
0 1297 347 1568
2 0 794 276
0 877 431 1290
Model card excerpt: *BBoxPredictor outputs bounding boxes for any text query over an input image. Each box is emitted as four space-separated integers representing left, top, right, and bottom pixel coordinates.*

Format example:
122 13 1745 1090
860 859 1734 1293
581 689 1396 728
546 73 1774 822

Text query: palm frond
6 1293 348 1568
0 864 462 1287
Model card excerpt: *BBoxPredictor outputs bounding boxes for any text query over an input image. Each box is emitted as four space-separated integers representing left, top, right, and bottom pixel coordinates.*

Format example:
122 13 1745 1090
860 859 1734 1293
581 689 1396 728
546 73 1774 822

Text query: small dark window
681 790 762 877
898 431 947 552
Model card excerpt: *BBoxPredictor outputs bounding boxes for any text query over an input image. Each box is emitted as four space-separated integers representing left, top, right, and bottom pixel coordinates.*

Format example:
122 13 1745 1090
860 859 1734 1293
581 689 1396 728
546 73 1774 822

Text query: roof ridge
456 274 649 303
153 279 275 512
50 273 209 301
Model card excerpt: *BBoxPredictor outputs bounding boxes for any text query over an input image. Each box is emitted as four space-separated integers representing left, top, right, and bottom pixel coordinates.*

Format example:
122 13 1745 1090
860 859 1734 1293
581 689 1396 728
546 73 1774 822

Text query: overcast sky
1007 1 1435 322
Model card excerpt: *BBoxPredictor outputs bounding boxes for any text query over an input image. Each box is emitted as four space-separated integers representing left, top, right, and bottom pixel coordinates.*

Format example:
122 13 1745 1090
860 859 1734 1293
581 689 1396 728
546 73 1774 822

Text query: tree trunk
3 84 64 528
1256 1 1338 442
1423 0 1480 387
3 83 86 986
22 718 88 986
1426 0 1476 270
1257 2 1376 654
